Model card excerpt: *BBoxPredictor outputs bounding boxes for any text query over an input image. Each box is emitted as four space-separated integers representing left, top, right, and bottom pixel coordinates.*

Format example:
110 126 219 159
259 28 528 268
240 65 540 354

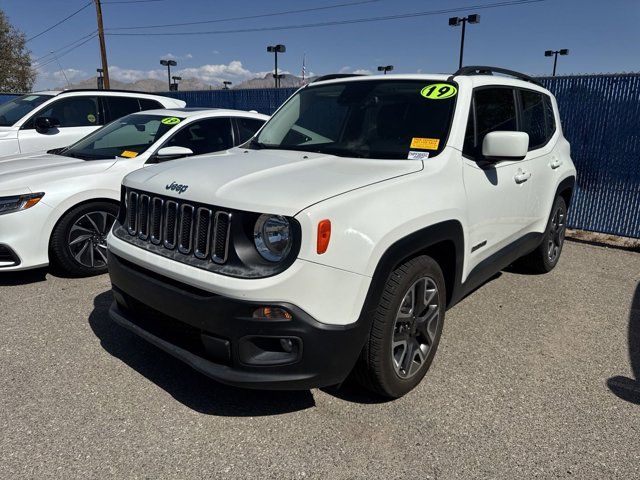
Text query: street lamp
160 59 177 91
448 14 480 69
223 81 232 90
171 76 181 91
266 44 286 88
96 68 104 90
544 49 569 76
377 65 394 75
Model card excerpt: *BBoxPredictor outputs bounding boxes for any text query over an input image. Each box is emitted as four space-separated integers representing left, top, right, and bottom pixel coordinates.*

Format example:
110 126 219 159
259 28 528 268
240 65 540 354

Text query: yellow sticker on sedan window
120 150 139 158
420 83 457 100
410 137 440 150
161 117 181 125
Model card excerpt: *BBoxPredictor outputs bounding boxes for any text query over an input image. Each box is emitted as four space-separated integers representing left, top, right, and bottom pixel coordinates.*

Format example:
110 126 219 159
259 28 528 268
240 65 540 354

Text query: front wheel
49 202 118 277
354 255 446 398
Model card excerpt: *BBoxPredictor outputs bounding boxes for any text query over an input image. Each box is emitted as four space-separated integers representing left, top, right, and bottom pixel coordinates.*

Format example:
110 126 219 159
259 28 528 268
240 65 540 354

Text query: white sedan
0 108 268 276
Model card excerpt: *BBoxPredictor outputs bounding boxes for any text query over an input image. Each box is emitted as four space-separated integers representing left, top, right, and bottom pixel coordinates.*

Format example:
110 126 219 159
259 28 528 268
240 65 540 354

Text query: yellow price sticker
120 150 139 158
420 83 457 100
410 137 440 150
161 117 181 125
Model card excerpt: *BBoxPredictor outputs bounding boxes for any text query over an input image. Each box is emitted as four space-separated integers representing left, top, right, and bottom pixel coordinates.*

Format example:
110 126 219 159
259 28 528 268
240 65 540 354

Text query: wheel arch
556 175 576 209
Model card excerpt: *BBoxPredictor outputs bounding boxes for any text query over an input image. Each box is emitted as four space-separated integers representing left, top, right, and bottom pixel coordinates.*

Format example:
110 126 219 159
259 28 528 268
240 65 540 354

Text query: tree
0 9 35 92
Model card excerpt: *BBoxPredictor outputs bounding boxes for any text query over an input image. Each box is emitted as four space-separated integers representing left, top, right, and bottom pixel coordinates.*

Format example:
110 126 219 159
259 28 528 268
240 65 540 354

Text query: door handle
514 170 531 184
550 159 563 169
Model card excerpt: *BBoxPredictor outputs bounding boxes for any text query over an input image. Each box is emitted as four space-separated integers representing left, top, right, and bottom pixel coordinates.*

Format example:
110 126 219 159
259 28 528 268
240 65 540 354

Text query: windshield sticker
161 117 181 125
408 151 430 160
420 84 457 100
87 113 96 123
120 150 139 158
410 137 440 150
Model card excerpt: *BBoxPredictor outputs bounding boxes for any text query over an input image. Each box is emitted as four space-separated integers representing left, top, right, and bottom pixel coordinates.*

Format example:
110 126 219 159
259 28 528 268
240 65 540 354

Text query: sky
1 0 638 90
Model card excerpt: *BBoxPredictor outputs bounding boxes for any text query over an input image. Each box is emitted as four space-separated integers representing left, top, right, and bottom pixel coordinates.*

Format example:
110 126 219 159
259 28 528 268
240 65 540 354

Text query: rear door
17 95 103 153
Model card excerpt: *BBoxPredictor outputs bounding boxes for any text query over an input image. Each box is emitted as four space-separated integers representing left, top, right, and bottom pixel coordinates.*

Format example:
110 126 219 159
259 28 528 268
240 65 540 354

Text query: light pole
160 59 177 91
97 68 104 89
377 65 394 75
171 76 181 91
545 49 569 76
267 44 286 88
223 81 232 90
449 14 480 69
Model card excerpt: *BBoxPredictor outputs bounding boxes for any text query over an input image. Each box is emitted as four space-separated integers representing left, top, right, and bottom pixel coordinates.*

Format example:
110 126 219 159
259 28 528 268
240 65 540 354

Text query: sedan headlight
253 214 292 262
0 193 44 216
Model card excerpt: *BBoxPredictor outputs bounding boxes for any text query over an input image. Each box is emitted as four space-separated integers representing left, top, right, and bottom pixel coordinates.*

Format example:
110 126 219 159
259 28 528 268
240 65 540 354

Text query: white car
107 68 576 397
0 108 268 275
0 89 185 157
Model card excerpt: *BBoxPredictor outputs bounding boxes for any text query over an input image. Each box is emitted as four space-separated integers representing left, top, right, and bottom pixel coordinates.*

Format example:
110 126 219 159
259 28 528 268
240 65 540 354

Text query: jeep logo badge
166 182 189 194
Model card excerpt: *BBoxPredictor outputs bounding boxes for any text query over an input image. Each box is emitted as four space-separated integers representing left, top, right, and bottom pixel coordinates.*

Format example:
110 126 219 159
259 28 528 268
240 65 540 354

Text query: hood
123 148 423 215
0 151 117 192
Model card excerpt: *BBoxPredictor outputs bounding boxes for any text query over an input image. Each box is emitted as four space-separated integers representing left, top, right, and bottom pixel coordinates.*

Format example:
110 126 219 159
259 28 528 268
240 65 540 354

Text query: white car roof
131 108 269 121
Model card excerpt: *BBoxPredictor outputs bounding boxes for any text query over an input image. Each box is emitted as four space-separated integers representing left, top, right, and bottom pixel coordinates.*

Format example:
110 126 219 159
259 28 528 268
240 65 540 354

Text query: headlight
0 192 44 216
253 214 292 262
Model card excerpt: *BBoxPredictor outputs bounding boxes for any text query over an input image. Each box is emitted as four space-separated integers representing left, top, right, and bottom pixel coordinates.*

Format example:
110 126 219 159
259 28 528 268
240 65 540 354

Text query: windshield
0 94 53 127
254 80 457 159
60 113 185 160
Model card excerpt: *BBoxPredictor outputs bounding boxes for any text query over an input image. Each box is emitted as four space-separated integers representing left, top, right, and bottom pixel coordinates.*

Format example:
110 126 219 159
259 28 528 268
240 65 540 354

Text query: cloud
185 53 193 59
339 66 373 75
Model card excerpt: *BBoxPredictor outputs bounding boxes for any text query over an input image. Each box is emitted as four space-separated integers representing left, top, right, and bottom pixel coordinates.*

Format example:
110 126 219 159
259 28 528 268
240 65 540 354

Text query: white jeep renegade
107 67 576 398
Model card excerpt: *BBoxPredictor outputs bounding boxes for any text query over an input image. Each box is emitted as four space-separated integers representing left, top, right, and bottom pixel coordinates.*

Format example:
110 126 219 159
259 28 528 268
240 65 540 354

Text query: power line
107 0 381 31
34 34 98 69
106 0 548 37
32 31 98 63
26 1 93 43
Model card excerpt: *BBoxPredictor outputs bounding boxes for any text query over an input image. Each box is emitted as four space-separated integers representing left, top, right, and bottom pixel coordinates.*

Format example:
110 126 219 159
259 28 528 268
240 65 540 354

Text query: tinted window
255 80 457 159
543 95 556 138
236 117 265 143
464 88 517 157
520 90 546 150
0 94 53 126
33 96 102 128
105 96 140 122
166 118 233 155
139 98 164 111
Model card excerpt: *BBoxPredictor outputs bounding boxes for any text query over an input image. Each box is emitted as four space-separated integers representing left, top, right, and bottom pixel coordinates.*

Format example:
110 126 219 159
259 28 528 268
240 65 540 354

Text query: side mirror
482 131 529 161
155 146 194 161
34 116 60 134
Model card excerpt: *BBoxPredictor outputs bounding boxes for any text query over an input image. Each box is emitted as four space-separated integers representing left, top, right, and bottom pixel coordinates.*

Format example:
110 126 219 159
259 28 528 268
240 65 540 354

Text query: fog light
280 338 294 353
252 306 292 320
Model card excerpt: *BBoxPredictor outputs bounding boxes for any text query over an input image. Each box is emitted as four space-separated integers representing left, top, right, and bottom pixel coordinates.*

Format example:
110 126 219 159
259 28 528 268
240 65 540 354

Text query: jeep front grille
124 189 232 264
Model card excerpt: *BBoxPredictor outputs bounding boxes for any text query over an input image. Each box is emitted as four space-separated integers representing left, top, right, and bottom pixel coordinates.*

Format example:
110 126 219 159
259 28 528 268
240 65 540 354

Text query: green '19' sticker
161 117 181 125
420 83 458 99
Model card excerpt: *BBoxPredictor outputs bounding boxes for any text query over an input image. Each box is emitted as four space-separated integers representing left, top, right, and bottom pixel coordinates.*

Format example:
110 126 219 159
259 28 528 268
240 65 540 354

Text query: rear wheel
50 202 118 277
354 255 445 398
519 196 567 273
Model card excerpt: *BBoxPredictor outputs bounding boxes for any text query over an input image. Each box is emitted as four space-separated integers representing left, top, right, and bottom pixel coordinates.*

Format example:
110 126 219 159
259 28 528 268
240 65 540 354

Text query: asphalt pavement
1 241 639 479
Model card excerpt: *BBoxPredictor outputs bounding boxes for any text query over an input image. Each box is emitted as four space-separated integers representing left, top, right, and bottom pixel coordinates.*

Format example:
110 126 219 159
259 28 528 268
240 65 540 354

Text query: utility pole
94 0 110 89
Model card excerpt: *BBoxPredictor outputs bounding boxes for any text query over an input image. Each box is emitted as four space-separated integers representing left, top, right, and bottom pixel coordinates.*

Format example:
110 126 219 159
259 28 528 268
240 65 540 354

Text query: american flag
302 54 307 83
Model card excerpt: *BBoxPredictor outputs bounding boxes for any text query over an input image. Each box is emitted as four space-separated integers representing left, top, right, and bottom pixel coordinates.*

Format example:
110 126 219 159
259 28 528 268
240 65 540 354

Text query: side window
166 118 234 155
139 98 164 111
236 117 266 144
543 95 556 139
28 96 102 128
519 90 546 150
464 87 517 157
104 97 141 122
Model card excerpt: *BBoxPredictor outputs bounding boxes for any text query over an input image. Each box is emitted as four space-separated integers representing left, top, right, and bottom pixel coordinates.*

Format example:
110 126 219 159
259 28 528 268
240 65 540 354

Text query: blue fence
1 74 639 238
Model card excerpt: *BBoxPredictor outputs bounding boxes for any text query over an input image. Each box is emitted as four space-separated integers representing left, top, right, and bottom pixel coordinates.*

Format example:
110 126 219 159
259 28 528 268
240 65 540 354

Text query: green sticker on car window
161 117 181 125
420 83 457 100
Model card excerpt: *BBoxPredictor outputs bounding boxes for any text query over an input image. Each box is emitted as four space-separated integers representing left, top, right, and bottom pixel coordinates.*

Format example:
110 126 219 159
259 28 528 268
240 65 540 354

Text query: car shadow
607 281 640 405
88 291 316 416
0 267 49 286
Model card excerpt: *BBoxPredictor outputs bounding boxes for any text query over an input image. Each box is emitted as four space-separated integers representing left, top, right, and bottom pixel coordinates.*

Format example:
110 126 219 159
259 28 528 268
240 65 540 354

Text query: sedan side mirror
34 116 61 134
482 131 529 161
155 146 194 161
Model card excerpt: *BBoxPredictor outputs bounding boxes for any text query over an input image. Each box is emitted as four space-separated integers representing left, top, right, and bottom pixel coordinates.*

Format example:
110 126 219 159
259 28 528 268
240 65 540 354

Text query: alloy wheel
547 204 566 263
67 211 116 269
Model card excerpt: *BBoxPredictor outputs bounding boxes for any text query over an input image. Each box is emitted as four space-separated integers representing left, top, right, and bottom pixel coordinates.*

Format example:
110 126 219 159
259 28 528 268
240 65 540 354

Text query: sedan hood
0 152 117 192
123 148 423 215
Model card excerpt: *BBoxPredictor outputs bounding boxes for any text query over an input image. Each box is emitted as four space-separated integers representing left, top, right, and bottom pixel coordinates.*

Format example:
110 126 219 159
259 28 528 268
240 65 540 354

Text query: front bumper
108 252 370 390
0 202 53 270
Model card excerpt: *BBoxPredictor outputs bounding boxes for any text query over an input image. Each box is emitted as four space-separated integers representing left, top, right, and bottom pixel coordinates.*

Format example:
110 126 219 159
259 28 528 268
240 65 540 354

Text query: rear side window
236 117 266 144
543 95 556 138
139 98 164 111
520 90 546 150
104 97 141 122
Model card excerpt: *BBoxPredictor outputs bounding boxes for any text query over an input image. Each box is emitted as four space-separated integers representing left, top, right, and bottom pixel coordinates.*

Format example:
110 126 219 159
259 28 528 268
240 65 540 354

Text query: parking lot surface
1 241 639 479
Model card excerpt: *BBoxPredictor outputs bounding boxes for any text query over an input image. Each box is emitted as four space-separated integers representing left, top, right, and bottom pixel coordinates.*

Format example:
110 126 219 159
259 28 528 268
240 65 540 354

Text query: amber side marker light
317 219 331 254
252 307 293 320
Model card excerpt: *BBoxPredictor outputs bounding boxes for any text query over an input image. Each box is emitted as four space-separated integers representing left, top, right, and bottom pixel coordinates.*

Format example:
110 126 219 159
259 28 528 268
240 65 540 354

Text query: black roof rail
312 73 365 83
448 66 542 86
58 88 168 95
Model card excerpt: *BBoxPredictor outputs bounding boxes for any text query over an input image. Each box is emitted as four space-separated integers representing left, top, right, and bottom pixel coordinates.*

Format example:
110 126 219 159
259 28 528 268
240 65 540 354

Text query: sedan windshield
60 114 184 160
254 80 457 159
0 94 53 126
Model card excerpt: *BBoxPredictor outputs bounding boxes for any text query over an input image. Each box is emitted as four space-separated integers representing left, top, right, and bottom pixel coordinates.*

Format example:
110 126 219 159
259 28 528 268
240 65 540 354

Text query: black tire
518 196 567 273
354 255 446 398
49 201 118 277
